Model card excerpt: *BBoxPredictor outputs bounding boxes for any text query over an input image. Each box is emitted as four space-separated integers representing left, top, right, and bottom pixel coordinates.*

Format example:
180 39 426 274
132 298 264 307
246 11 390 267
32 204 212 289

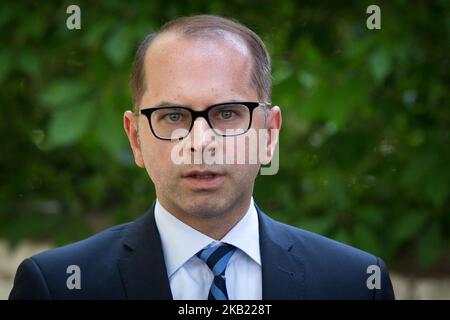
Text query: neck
158 195 252 240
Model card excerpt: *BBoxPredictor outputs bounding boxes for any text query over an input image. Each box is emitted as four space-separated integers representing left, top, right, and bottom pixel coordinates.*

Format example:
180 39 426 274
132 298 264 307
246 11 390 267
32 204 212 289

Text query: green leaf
95 105 127 161
353 223 381 256
0 50 12 82
369 48 392 84
272 61 293 86
18 51 40 77
46 101 94 147
417 223 442 269
300 76 369 127
391 211 427 246
297 71 317 89
83 19 114 48
104 27 132 66
300 214 336 235
39 81 91 109
424 172 450 208
333 228 352 246
354 206 384 228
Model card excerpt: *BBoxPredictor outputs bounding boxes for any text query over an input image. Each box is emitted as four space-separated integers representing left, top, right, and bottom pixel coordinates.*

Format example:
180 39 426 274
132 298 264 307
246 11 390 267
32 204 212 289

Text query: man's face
125 32 278 219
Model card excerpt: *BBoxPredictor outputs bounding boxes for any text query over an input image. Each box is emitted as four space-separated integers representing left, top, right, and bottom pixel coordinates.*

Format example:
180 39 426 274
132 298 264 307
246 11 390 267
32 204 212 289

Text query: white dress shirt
154 197 262 300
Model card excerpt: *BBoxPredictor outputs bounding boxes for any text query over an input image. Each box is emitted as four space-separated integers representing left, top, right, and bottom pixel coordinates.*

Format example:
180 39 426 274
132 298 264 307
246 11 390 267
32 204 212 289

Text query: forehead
142 31 256 107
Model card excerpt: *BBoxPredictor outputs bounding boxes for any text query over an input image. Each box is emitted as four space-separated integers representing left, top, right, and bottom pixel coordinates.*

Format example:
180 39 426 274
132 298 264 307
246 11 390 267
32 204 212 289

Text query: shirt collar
154 197 261 277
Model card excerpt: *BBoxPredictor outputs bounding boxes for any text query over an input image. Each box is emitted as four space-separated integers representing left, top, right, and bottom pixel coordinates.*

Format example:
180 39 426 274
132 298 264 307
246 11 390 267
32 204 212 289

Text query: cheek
222 132 264 165
141 141 176 182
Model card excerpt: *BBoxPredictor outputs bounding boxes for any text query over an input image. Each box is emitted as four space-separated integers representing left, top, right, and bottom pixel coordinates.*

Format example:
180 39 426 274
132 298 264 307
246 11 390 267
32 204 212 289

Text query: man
9 15 395 300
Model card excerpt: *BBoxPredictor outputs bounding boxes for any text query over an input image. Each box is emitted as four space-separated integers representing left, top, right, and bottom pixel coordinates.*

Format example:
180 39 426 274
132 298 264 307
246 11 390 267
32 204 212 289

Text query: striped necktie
197 243 237 300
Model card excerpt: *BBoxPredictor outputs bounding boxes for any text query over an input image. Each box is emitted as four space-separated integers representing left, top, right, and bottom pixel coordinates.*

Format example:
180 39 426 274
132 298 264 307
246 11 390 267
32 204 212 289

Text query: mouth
182 170 226 190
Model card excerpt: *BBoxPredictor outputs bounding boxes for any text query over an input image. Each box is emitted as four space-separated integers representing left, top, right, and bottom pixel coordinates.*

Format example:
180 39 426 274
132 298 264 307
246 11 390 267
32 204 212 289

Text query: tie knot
197 243 236 276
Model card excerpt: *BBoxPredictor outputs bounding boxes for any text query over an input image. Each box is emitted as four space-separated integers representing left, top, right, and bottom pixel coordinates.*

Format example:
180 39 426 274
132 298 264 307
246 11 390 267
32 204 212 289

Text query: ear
261 106 282 165
124 111 145 168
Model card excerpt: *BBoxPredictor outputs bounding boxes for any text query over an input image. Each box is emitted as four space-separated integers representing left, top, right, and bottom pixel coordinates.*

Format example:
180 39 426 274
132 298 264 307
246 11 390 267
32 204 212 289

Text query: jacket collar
256 203 305 299
118 202 173 299
118 201 305 300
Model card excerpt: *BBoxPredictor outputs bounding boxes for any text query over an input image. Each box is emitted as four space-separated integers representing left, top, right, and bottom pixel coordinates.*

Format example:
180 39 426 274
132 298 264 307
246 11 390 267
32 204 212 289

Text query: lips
182 169 225 190
183 169 223 178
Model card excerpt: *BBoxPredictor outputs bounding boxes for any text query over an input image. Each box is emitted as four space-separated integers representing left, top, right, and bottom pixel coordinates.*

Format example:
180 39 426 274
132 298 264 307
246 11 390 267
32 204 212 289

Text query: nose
189 117 215 153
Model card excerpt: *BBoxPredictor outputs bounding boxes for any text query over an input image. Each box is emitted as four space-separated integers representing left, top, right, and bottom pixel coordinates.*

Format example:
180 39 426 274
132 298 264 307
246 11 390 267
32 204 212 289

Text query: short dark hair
130 15 271 109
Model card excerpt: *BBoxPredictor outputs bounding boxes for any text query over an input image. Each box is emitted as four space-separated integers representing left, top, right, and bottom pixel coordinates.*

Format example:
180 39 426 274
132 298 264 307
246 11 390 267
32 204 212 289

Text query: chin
180 196 231 218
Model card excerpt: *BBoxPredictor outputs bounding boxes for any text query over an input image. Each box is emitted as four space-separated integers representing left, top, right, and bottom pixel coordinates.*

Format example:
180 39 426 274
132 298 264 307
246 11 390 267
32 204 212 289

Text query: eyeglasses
136 101 269 140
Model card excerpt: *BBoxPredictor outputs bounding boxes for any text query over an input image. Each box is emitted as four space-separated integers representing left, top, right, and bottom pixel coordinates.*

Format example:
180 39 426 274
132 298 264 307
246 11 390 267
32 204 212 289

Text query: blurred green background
0 0 449 276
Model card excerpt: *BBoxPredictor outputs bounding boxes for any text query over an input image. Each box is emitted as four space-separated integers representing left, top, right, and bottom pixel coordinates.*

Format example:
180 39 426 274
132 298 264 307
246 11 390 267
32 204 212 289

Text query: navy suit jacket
9 203 395 299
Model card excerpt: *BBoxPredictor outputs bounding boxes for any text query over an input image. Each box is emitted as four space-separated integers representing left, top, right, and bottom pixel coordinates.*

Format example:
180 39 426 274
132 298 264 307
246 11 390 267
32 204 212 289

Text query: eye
218 110 235 120
167 113 182 122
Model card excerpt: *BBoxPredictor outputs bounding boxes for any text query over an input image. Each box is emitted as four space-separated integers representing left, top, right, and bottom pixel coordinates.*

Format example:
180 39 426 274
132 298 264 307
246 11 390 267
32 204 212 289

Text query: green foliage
1 0 449 273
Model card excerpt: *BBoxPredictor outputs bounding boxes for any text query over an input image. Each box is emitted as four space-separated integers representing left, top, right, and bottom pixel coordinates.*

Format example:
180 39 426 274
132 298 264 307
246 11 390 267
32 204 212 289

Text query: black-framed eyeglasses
136 101 270 141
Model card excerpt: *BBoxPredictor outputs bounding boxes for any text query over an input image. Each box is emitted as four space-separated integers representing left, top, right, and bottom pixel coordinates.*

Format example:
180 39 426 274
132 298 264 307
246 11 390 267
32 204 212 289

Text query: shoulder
9 222 132 299
259 212 395 299
285 220 376 263
261 213 377 264
33 222 131 266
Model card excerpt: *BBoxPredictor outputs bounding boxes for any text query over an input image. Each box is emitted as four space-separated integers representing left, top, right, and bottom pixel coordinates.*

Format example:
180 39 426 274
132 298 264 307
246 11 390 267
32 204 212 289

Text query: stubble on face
136 32 265 236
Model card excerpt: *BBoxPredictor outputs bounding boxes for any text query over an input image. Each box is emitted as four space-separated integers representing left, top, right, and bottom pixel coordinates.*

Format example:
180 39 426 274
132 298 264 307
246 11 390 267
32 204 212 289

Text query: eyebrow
148 99 248 109
148 101 191 109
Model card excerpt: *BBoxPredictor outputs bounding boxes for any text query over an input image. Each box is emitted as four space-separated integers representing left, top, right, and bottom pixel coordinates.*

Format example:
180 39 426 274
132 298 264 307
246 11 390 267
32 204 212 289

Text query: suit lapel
257 205 305 299
117 201 304 300
118 202 173 299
